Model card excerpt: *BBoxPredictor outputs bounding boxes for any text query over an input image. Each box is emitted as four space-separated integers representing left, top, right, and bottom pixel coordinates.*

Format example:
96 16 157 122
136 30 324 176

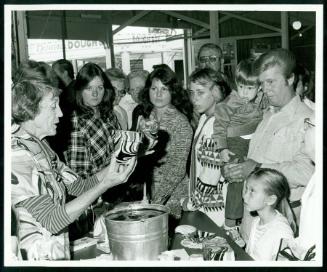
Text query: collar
12 124 33 140
120 93 138 105
152 104 177 121
11 123 20 134
267 95 301 117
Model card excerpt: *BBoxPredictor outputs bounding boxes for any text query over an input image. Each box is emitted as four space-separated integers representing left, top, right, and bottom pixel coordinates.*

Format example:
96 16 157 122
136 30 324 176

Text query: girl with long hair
134 64 193 219
243 168 295 260
65 62 119 178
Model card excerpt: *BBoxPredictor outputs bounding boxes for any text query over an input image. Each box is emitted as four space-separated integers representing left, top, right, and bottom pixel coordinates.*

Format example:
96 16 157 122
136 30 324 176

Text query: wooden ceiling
25 9 315 40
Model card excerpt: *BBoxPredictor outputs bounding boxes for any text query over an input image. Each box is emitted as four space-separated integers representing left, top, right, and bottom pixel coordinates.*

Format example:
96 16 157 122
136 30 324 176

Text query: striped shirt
11 125 100 260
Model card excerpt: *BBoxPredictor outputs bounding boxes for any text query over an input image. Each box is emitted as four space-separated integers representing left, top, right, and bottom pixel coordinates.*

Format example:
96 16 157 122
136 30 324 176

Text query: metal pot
104 202 169 260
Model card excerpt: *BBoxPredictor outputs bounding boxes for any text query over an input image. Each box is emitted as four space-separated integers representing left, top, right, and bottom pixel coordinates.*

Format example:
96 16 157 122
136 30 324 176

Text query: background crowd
10 43 317 261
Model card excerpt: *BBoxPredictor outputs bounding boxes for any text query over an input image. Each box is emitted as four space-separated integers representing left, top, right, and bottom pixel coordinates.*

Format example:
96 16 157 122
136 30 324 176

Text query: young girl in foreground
243 168 295 261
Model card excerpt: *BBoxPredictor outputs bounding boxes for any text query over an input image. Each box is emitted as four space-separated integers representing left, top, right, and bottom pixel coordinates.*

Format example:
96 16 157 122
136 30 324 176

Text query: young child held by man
212 59 268 247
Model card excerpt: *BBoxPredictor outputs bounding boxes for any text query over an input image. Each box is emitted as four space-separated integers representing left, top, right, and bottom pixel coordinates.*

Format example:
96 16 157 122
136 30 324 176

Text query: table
72 210 253 261
171 210 253 261
71 243 99 260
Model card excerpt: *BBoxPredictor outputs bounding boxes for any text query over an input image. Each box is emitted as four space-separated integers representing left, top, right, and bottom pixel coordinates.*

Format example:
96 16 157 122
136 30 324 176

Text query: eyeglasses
85 85 105 92
304 118 315 130
199 55 220 64
113 87 126 97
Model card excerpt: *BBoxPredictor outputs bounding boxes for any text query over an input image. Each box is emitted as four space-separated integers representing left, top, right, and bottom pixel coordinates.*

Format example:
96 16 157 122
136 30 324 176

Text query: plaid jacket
65 111 120 179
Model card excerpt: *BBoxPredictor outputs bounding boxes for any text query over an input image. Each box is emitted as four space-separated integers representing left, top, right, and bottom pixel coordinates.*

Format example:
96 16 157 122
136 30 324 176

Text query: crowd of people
10 43 317 261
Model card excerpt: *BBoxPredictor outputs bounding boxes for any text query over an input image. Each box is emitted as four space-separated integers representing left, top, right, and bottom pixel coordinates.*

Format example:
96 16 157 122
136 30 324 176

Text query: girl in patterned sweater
182 68 230 226
131 64 193 219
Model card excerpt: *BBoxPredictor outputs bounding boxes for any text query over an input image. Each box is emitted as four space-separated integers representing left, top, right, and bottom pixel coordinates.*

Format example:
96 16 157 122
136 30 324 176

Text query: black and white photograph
3 2 323 268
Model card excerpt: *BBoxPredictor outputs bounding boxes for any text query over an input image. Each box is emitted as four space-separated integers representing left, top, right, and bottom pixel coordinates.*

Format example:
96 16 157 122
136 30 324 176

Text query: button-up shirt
248 95 314 202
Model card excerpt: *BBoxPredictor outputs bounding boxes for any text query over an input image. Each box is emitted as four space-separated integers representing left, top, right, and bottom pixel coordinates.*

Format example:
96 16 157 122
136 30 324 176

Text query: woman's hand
100 153 137 189
66 154 137 223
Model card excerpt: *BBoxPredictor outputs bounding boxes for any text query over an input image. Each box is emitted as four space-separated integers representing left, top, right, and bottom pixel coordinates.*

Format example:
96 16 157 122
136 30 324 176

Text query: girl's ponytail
277 198 297 234
249 168 297 234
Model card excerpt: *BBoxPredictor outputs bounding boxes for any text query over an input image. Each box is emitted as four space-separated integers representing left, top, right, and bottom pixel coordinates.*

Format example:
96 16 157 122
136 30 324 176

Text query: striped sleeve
66 175 100 196
18 194 73 234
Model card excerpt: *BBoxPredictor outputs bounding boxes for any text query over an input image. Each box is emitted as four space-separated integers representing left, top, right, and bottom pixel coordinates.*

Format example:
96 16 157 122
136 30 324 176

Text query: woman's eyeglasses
199 55 220 64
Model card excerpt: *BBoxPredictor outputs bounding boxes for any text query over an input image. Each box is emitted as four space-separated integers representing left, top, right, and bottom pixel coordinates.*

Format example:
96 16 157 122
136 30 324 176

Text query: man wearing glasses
223 48 314 242
198 43 223 72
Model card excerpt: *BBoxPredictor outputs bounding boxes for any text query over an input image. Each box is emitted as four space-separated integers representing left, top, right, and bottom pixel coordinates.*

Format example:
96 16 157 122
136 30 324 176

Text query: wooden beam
160 10 210 29
165 31 281 42
12 11 20 69
210 11 219 43
193 14 231 38
183 29 193 86
220 11 281 33
220 14 232 24
292 44 315 48
225 32 281 41
15 11 29 64
106 12 115 68
61 11 67 59
28 14 103 25
193 28 208 38
281 11 289 49
112 10 150 35
291 25 314 40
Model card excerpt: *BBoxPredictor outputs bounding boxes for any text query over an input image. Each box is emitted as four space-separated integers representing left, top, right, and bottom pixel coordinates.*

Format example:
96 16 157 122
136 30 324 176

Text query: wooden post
281 11 289 49
183 29 193 88
105 47 112 69
61 11 67 59
106 12 115 68
121 51 130 74
210 11 219 44
14 11 29 64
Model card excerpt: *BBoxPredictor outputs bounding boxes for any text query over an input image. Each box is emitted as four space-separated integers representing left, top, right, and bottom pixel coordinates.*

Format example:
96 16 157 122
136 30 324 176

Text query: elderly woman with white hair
121 69 149 130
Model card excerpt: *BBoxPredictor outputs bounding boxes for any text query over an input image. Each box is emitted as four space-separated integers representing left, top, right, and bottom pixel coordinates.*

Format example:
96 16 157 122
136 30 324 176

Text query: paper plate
175 225 197 235
180 230 216 249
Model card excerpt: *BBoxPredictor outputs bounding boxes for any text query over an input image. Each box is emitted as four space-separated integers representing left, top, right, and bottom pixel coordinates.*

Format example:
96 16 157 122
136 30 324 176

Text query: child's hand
220 149 235 163
180 197 197 212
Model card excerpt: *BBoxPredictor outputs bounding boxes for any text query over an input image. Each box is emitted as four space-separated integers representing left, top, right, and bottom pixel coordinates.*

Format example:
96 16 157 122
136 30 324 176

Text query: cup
138 116 159 150
113 130 143 163
202 236 228 261
138 116 159 136
189 254 203 261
